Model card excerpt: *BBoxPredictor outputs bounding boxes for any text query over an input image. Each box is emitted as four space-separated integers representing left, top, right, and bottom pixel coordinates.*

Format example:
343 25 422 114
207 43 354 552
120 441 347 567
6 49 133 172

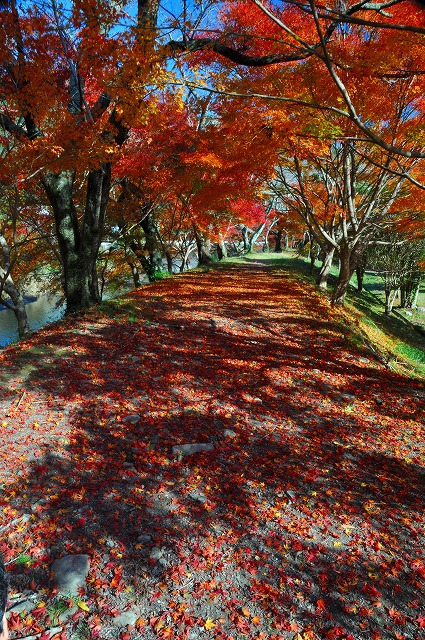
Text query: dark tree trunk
241 225 249 253
165 251 173 274
128 262 141 287
129 210 163 281
401 272 421 308
355 250 367 292
140 211 163 279
274 229 283 253
400 284 406 308
356 266 364 292
42 164 111 313
194 228 214 265
332 244 355 305
332 241 368 305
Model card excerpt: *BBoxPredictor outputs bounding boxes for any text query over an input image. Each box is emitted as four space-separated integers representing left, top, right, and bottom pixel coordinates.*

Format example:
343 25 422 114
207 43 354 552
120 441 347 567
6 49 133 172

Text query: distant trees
367 234 425 314
268 140 416 304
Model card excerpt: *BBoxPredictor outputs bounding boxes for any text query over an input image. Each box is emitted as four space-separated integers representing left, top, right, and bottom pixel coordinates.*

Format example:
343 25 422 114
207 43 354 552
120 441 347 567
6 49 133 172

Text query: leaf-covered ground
0 257 424 640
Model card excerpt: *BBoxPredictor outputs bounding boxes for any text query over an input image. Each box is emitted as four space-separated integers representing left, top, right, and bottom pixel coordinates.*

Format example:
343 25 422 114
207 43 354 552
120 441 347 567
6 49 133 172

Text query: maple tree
0 0 170 311
109 88 277 279
266 133 425 303
171 0 425 156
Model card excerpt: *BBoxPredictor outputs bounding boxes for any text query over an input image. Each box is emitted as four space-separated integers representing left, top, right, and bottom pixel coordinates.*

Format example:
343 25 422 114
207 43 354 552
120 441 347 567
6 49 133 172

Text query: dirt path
0 258 424 640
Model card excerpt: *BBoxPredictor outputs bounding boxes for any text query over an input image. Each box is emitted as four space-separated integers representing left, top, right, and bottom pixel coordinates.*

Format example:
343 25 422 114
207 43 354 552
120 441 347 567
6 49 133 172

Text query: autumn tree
0 0 168 311
171 0 425 159
3 0 425 319
269 137 421 303
110 87 278 276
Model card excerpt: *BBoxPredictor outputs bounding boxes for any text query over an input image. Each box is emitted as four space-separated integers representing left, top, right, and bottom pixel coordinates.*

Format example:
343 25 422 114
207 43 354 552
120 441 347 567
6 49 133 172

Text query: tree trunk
385 288 397 314
309 244 316 275
400 284 406 308
140 210 163 280
165 251 173 274
412 278 421 308
248 223 266 253
194 228 214 265
128 262 141 287
42 165 111 313
401 272 421 308
316 247 335 290
332 244 354 305
356 266 364 292
0 234 31 338
355 249 367 292
332 241 367 305
274 229 283 253
129 210 163 281
0 272 31 339
216 239 227 260
240 225 249 253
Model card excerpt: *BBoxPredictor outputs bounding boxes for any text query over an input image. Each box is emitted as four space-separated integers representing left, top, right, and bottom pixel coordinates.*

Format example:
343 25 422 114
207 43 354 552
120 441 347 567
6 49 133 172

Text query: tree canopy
0 0 424 329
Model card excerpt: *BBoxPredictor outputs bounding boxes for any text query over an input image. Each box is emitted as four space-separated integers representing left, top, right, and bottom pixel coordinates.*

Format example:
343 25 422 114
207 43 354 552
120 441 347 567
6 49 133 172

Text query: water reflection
0 295 65 348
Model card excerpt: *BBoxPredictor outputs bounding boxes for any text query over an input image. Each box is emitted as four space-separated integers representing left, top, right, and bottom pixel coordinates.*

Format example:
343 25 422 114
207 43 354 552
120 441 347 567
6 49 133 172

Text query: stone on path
8 598 38 615
112 609 140 628
172 443 214 456
51 554 90 593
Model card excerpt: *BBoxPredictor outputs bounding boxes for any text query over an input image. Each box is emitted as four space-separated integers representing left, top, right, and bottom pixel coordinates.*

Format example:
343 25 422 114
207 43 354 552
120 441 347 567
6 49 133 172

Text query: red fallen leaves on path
0 259 424 640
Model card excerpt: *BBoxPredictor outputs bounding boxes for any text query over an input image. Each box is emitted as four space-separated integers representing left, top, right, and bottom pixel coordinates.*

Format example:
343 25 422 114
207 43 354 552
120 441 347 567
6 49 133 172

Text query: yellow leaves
204 618 216 630
71 486 86 501
343 524 354 531
49 145 65 158
364 500 380 514
77 601 90 612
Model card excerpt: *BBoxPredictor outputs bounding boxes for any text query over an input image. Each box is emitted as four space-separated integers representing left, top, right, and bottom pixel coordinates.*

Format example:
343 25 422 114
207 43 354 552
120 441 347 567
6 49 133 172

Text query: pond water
0 295 65 348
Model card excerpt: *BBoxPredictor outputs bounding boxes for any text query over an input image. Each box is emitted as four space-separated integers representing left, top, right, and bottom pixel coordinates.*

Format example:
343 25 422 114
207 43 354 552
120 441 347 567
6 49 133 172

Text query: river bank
0 293 65 347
